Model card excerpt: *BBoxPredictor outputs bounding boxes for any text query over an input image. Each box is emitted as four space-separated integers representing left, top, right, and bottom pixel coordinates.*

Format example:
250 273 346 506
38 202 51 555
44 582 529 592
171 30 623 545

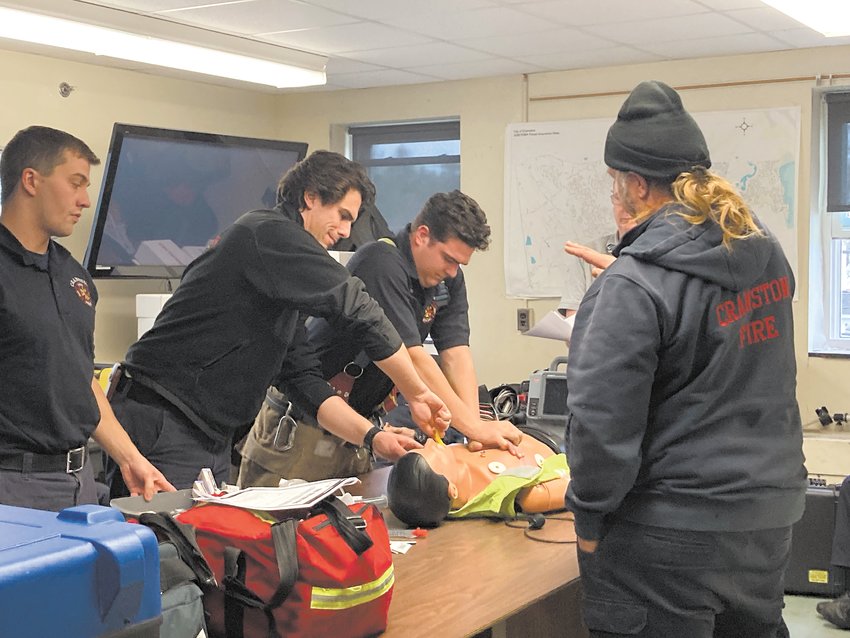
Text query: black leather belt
0 445 87 473
113 369 172 408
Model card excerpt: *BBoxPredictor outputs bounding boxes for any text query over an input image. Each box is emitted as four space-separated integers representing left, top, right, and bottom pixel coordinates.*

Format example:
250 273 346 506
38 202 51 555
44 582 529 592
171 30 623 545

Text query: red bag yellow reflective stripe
310 563 395 610
172 498 394 638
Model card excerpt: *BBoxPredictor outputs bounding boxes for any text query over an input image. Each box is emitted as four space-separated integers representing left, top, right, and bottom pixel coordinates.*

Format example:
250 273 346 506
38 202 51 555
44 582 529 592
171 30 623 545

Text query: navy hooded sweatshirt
565 203 807 542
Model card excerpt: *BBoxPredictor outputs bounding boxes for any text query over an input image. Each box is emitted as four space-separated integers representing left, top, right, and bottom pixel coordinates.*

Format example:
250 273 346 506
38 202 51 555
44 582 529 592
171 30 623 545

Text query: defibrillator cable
504 514 578 544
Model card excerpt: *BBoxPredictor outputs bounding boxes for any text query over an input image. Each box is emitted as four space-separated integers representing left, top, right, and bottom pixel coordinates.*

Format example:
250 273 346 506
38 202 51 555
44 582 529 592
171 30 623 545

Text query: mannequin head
386 452 453 527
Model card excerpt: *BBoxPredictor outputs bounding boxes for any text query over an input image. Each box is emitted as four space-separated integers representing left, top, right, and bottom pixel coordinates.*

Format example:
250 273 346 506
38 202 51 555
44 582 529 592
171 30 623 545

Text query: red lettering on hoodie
716 276 790 329
739 315 780 348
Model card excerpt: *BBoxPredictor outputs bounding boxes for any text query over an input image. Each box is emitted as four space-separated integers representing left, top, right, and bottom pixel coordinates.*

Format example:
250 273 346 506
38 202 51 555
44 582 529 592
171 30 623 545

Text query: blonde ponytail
670 167 762 247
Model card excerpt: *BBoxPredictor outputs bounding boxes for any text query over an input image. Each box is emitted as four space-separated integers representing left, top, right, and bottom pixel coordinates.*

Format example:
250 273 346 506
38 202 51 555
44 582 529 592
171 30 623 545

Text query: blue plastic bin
0 504 162 637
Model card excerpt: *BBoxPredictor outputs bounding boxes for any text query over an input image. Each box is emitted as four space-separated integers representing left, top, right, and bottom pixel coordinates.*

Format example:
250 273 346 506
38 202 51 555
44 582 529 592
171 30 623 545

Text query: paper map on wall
504 107 800 298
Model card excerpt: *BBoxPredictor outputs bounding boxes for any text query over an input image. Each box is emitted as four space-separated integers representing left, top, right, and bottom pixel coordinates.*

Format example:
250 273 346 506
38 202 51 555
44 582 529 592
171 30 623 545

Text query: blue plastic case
0 504 162 637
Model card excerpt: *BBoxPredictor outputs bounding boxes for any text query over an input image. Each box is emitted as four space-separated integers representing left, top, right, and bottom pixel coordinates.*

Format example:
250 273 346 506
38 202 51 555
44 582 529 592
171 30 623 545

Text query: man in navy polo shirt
0 126 172 511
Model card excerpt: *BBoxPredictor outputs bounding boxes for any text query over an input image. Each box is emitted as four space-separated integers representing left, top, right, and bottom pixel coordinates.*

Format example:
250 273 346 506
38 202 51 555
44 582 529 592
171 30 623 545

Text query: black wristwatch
361 425 383 453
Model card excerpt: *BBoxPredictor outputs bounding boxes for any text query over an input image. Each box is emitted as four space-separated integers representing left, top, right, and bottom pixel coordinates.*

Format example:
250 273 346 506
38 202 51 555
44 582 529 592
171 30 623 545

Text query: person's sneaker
817 591 850 629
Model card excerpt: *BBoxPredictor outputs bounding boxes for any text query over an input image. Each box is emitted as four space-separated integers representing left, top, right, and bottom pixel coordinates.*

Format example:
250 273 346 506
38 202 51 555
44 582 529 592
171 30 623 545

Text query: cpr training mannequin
387 428 569 527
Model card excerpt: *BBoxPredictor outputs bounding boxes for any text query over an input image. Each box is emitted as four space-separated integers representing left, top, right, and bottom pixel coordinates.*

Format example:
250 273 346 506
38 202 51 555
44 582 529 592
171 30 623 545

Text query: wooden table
352 467 589 638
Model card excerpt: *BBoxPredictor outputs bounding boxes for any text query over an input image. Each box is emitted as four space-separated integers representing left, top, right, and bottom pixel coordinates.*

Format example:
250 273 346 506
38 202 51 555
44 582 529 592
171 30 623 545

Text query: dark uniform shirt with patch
281 225 470 417
123 204 402 440
0 224 99 455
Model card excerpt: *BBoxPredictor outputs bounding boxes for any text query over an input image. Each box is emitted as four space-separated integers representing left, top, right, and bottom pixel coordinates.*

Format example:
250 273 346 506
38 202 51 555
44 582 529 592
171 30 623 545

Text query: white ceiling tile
584 11 753 44
459 27 616 57
692 0 766 9
91 0 236 11
378 6 555 40
641 32 788 59
259 22 435 54
724 7 812 31
769 28 850 48
410 58 547 81
158 0 354 35
344 42 493 67
325 56 386 74
331 68 441 89
519 46 664 70
296 0 497 21
515 0 708 27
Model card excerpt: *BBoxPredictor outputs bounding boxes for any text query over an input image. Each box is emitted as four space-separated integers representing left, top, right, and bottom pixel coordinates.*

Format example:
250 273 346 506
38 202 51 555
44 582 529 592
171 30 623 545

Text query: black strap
124 367 223 443
317 497 373 556
267 520 299 608
222 547 280 638
138 512 216 588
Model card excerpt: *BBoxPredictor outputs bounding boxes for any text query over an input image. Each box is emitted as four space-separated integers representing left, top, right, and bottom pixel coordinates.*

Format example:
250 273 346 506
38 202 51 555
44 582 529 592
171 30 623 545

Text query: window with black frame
810 90 850 354
349 121 460 233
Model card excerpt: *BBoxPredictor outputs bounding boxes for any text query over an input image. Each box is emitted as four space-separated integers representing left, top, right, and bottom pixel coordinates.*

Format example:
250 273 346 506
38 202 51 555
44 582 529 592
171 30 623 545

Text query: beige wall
5 43 850 447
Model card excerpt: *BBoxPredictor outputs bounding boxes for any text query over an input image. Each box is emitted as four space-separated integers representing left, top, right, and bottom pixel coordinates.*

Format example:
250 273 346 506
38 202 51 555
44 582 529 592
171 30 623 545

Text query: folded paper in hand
523 310 574 343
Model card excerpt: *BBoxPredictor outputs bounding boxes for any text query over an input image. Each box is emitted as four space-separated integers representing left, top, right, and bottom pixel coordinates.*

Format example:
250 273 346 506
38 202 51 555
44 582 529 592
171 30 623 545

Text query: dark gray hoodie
565 203 806 542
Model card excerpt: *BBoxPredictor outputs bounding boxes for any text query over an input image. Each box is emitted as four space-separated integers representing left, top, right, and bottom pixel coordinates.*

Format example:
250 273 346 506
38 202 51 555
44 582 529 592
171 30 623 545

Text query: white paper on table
193 477 360 511
523 310 574 343
390 541 416 554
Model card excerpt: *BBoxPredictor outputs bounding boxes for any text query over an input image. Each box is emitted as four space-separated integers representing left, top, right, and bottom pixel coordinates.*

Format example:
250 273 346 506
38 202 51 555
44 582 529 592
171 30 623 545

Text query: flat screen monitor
84 123 307 278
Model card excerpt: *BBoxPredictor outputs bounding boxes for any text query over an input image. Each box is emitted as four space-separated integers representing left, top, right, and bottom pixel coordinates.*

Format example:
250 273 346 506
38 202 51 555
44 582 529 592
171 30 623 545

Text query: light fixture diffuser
0 1 326 89
761 0 850 37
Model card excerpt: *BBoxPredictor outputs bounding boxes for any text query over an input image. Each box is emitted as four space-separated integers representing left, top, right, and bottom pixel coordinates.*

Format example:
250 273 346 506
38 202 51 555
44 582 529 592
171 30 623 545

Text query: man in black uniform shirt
107 150 450 492
239 190 523 485
0 125 172 511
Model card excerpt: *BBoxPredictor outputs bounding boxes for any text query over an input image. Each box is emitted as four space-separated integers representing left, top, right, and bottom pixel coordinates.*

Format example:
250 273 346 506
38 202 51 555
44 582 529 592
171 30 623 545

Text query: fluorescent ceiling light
0 3 326 89
761 0 850 37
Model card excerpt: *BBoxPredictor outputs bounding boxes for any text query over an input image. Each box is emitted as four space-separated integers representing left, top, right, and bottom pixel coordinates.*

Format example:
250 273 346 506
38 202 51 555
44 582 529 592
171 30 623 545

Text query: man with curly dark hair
107 150 450 494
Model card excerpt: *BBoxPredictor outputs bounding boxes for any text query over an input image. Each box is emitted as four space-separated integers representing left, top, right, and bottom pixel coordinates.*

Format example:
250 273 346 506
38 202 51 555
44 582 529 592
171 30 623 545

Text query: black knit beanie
604 80 711 180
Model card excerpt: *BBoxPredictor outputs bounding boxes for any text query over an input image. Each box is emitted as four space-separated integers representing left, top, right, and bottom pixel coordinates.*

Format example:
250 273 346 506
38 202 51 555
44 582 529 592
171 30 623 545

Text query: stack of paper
193 474 360 512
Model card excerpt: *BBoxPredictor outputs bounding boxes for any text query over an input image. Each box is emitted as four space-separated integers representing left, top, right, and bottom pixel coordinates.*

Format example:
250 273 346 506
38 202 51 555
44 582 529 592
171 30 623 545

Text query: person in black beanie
565 80 805 637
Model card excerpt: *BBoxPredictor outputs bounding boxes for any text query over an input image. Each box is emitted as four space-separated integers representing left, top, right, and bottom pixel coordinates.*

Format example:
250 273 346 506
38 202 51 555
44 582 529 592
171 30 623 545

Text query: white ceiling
17 0 850 90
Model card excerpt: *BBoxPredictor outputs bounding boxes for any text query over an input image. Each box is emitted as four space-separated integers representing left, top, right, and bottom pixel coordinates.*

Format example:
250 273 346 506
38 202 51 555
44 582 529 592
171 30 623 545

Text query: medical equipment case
0 503 162 637
785 484 846 596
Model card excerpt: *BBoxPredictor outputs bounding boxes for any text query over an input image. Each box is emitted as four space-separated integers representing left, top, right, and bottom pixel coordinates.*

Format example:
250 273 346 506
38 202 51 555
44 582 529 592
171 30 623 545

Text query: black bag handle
219 519 299 638
138 512 216 588
267 519 298 608
316 497 374 556
223 547 280 638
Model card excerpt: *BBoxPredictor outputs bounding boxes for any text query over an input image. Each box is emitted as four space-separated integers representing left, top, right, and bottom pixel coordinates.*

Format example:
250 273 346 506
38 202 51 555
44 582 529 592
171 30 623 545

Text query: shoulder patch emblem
70 277 93 307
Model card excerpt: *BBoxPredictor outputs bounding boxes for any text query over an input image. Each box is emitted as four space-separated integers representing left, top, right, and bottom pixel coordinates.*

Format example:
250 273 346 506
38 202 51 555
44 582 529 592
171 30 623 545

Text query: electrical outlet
517 308 532 332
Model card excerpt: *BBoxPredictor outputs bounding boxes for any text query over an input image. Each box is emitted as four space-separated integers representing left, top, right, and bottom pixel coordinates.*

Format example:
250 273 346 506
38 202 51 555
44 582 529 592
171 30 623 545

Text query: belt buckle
347 515 367 530
66 445 86 473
